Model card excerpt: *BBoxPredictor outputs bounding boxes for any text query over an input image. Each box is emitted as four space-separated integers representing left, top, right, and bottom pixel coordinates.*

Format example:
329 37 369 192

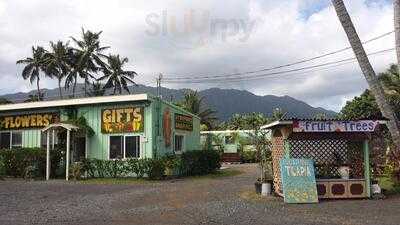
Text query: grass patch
79 177 152 185
78 169 242 185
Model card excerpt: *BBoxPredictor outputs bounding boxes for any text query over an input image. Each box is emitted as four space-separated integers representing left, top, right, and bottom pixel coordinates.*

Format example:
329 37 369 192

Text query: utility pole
156 73 163 98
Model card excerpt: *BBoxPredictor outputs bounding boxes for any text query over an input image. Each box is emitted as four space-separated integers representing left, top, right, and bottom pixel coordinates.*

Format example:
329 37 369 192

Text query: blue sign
280 158 318 203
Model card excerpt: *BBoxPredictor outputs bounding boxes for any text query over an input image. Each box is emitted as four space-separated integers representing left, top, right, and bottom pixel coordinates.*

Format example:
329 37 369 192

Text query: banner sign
101 107 144 133
175 114 193 131
163 108 172 147
293 120 379 133
280 158 318 203
0 113 59 130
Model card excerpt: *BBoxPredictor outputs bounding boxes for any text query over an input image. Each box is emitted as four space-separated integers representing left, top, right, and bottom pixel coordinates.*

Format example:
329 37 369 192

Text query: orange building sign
175 113 193 131
101 107 144 133
0 113 59 130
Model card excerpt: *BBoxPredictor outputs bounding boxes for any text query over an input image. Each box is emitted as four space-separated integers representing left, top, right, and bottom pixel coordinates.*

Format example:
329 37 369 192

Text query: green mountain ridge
0 84 337 121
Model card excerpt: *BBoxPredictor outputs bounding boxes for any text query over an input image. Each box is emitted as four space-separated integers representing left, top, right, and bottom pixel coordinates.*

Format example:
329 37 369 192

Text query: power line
163 48 394 84
163 30 394 81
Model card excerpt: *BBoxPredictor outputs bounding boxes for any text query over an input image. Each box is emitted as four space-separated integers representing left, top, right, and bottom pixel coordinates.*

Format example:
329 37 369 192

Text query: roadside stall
261 118 386 200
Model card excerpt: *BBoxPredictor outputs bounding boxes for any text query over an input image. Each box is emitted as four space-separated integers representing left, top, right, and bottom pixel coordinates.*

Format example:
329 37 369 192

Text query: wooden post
363 139 371 198
66 129 70 181
46 131 50 181
52 129 55 150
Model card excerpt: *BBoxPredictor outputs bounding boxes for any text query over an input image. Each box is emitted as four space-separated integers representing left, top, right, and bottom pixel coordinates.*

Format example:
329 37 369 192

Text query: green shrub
70 162 84 180
93 159 107 178
147 159 165 180
81 158 96 178
179 150 221 176
78 150 220 180
0 148 63 178
104 158 125 178
240 150 257 163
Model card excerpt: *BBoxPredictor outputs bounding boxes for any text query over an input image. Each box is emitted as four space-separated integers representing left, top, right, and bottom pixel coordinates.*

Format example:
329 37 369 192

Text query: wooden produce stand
261 118 387 199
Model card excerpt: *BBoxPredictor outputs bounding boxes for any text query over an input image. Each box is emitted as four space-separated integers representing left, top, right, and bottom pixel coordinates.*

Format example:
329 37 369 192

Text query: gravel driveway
1 164 399 225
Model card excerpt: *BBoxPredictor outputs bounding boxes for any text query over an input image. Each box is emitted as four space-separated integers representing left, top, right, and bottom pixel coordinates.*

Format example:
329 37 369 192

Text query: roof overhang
260 120 293 130
42 123 80 132
0 94 149 112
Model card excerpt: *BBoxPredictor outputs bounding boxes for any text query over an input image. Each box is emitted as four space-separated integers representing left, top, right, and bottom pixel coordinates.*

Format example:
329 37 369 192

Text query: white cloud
0 0 396 112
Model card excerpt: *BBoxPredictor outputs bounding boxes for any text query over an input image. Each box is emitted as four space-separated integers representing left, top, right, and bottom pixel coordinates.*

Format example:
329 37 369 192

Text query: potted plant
333 152 350 179
250 128 273 195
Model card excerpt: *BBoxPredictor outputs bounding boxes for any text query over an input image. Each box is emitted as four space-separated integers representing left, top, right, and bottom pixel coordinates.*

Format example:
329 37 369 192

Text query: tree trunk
58 79 63 99
73 78 77 98
84 77 87 97
395 0 400 67
395 0 400 89
332 0 400 151
36 77 41 101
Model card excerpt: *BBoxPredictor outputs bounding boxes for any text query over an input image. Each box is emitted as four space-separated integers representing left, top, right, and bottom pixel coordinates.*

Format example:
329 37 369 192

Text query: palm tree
24 92 45 102
16 46 47 100
98 54 137 94
394 0 400 75
379 64 400 115
67 28 109 97
180 90 217 129
332 0 400 151
44 41 71 99
88 81 106 97
0 98 11 105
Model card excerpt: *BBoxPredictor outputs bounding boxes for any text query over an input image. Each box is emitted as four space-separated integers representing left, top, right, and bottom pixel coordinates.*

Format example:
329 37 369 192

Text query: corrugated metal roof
0 94 149 112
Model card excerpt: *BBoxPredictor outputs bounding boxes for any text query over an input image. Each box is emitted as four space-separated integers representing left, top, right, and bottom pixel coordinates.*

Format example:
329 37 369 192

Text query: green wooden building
0 94 200 179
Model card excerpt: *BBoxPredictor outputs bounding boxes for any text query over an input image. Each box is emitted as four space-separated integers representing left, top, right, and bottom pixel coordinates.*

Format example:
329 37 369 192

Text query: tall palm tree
44 41 71 99
16 46 47 100
332 0 400 151
98 54 137 94
67 28 109 97
180 90 217 129
395 0 400 75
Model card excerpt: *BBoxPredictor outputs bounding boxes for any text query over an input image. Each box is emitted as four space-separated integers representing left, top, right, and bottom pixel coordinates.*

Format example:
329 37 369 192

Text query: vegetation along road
1 164 400 225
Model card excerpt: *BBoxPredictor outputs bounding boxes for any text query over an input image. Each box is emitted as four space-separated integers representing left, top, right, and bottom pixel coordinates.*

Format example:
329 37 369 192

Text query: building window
109 135 141 159
109 136 123 159
0 132 11 149
12 132 22 148
0 131 22 149
41 131 59 149
225 135 235 144
174 135 184 153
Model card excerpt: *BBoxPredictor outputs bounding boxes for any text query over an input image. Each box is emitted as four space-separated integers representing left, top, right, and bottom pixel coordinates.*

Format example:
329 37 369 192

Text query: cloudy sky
0 0 396 111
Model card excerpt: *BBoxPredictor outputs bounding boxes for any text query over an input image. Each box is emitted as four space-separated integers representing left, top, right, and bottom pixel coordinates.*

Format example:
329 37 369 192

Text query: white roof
42 123 80 132
201 130 254 134
0 94 149 112
260 120 293 130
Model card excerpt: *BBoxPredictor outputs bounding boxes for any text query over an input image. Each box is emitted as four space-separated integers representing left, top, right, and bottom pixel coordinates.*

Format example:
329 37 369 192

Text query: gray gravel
1 164 399 225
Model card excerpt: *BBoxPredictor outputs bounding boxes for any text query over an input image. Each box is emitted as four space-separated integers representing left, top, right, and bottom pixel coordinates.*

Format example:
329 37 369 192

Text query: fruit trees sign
293 120 380 132
280 158 318 204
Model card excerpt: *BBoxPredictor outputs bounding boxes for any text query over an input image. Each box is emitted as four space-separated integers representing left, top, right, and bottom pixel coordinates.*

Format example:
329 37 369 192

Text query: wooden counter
316 179 367 199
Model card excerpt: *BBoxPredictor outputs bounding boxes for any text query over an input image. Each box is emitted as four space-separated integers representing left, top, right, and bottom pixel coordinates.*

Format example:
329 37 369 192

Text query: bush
147 159 165 180
179 150 221 176
240 150 257 163
0 148 63 178
78 150 221 180
70 162 84 180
